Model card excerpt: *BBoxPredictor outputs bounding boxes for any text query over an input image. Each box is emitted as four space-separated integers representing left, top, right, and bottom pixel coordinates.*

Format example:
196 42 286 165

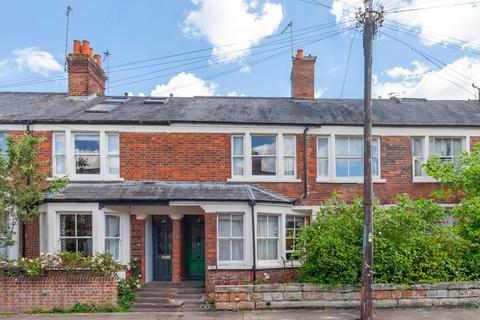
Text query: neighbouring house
1 39 480 294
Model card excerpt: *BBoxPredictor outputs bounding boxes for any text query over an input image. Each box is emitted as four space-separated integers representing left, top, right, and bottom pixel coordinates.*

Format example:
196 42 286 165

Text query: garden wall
212 282 480 310
0 273 118 313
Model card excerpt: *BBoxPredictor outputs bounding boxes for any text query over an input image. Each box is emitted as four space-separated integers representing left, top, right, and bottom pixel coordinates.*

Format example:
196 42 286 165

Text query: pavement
2 308 480 320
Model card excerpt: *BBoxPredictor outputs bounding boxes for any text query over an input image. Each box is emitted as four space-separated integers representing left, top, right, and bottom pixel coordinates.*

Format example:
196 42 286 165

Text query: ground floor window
257 214 279 261
105 214 120 260
59 213 92 255
285 215 306 259
218 214 244 263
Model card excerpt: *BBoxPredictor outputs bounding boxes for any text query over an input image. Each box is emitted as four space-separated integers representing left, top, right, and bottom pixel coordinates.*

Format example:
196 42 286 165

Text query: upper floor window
317 137 329 178
0 133 8 161
59 213 92 255
52 131 120 179
231 133 296 180
412 136 465 179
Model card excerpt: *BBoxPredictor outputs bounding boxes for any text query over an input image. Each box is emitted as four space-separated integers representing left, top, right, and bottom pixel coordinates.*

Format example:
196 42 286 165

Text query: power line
380 31 476 97
384 1 480 13
298 0 332 10
340 28 358 98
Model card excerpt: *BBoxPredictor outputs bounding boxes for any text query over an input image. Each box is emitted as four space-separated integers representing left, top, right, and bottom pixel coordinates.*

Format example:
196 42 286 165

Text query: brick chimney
67 40 106 97
291 49 317 100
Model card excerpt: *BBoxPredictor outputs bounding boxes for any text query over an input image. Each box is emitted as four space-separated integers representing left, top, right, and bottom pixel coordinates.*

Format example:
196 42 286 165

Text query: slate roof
0 92 480 126
45 182 293 204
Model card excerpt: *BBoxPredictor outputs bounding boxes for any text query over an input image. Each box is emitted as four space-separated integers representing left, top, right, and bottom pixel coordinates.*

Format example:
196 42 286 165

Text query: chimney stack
291 49 317 100
67 39 106 97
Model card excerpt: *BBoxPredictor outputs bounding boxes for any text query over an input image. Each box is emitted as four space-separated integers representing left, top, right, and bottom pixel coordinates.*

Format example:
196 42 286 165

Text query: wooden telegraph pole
357 1 383 319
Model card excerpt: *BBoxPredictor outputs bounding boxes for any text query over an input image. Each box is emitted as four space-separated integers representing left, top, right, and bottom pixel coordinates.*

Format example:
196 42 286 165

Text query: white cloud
315 88 326 98
227 91 246 96
150 72 218 97
12 47 62 75
183 0 283 62
374 57 480 100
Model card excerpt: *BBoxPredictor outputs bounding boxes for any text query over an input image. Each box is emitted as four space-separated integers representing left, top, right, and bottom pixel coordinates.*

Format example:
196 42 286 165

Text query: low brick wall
0 273 118 313
212 282 480 310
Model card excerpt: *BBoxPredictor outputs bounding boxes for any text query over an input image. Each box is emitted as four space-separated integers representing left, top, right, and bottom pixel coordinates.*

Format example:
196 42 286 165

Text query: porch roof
45 182 293 205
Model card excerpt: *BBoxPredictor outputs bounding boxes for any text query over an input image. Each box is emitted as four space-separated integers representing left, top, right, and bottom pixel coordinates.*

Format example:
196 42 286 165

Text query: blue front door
153 216 172 281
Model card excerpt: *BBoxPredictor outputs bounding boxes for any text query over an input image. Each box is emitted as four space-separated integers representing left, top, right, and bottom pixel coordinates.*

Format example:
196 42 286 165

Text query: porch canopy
45 182 293 205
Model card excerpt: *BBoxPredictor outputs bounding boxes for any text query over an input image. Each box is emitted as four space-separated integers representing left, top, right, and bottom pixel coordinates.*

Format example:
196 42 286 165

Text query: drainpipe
249 200 257 282
299 126 310 200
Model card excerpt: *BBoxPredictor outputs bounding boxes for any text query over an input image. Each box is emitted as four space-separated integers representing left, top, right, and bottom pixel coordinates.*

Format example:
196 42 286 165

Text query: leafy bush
0 251 122 277
295 193 475 285
117 258 142 311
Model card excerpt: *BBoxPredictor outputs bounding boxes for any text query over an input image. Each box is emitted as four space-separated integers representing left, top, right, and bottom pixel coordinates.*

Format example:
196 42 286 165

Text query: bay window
257 215 279 261
285 215 306 259
218 214 244 263
105 214 120 260
59 213 92 255
251 135 276 176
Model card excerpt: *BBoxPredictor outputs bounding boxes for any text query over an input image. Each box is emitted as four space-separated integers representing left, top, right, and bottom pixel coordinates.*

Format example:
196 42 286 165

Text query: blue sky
0 0 479 99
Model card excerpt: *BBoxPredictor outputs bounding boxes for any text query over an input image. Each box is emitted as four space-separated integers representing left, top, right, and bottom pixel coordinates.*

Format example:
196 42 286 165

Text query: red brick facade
0 273 117 313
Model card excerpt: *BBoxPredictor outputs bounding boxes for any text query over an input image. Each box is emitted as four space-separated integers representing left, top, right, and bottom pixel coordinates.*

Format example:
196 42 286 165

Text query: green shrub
295 193 475 285
117 258 142 311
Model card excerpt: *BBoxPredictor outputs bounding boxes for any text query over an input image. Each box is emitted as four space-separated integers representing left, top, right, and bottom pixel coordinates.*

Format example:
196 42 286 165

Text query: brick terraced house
1 40 480 294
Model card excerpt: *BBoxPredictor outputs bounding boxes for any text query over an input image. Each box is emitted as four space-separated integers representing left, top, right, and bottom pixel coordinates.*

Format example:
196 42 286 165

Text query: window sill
48 177 125 183
228 177 301 183
257 261 300 269
208 265 252 270
413 177 437 183
316 178 387 184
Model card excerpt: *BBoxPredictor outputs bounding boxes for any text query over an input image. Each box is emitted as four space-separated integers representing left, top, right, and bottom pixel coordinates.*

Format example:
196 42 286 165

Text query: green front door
184 216 205 280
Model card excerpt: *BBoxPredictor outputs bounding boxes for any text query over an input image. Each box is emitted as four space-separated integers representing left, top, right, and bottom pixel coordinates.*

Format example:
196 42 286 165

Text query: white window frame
283 135 296 177
231 135 245 177
0 215 7 258
105 214 121 261
52 132 67 177
72 132 101 179
256 214 280 263
285 215 306 260
412 135 468 183
317 136 330 180
316 135 383 183
106 133 120 179
0 132 8 161
58 212 93 255
229 133 298 182
52 130 122 181
217 213 245 265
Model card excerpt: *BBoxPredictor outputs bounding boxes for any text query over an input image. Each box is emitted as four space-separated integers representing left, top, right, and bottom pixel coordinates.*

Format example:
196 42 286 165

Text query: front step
132 281 206 312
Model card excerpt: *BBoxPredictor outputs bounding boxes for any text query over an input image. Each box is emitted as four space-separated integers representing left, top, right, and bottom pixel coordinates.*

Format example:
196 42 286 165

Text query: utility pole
103 50 111 94
356 1 383 319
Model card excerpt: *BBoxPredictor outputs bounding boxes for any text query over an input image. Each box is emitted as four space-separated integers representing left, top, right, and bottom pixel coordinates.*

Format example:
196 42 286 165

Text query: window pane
284 157 295 176
252 156 276 175
267 239 278 260
257 216 267 237
74 134 100 153
336 159 349 177
232 239 243 260
55 155 66 175
349 137 363 156
54 133 66 153
296 217 306 228
218 239 230 261
318 159 328 177
257 239 267 260
233 137 244 156
452 139 463 156
372 138 379 157
286 216 295 229
108 156 120 176
268 216 278 237
108 134 119 154
317 138 329 157
231 215 243 237
349 159 363 176
78 238 92 256
251 136 276 156
335 137 348 156
414 158 423 177
75 155 100 174
60 215 75 237
284 136 295 156
77 215 92 237
106 215 120 237
233 157 244 176
61 238 77 252
286 238 294 251
218 215 231 237
372 157 379 177
105 239 119 260
413 138 423 157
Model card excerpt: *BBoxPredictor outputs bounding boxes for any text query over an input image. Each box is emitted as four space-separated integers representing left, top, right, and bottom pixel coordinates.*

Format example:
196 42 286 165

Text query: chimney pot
94 54 102 67
81 40 90 55
89 47 94 59
296 49 304 59
73 40 81 54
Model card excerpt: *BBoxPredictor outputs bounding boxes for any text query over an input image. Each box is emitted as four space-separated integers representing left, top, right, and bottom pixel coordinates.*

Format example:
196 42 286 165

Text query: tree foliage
295 194 476 285
0 133 67 251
